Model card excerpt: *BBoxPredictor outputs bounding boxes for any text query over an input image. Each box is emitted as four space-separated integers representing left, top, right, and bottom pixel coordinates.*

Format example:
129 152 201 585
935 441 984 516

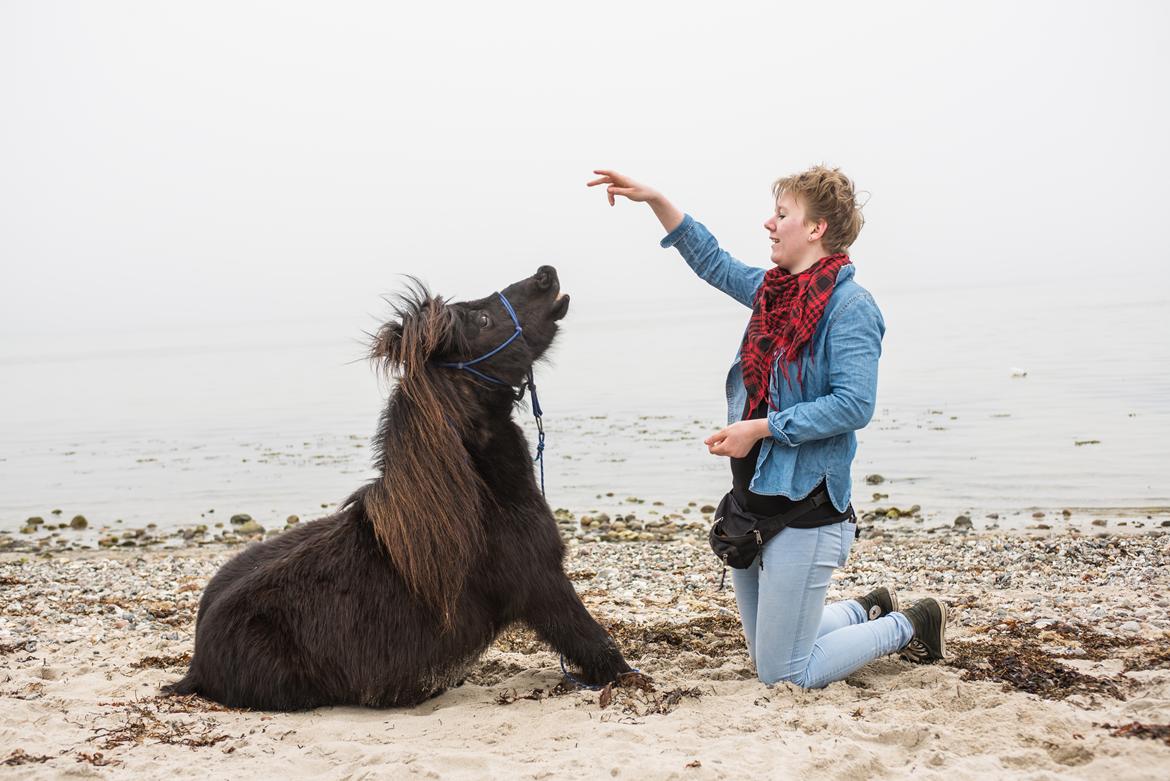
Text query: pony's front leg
522 576 633 686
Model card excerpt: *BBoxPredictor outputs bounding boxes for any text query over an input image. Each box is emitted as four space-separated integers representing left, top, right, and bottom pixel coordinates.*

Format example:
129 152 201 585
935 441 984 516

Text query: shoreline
3 503 1169 556
2 528 1169 778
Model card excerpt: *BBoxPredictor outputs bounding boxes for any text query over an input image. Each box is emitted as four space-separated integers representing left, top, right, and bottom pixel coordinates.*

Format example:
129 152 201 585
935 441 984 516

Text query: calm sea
2 279 1167 533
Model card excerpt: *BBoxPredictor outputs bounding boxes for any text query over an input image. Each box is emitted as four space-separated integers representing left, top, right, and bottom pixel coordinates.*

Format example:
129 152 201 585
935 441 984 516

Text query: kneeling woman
589 166 946 688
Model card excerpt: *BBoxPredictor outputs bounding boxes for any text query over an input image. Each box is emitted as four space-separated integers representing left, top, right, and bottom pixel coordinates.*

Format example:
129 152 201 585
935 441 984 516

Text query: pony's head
371 265 569 388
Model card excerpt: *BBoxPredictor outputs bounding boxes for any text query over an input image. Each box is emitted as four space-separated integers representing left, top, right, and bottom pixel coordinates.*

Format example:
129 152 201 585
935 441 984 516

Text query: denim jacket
661 214 885 512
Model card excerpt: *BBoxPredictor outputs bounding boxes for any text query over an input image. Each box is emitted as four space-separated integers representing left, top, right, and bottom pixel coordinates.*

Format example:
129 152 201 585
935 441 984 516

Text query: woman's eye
478 312 491 328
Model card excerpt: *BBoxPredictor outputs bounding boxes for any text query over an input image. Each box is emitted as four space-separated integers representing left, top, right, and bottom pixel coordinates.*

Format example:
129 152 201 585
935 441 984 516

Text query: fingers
588 169 626 187
588 171 620 206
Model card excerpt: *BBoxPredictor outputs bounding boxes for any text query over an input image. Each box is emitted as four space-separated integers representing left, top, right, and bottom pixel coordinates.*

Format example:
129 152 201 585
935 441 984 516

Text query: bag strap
725 486 831 532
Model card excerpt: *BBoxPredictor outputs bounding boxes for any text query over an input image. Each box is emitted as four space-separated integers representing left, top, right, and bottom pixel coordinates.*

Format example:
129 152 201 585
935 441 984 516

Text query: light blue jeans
731 520 913 688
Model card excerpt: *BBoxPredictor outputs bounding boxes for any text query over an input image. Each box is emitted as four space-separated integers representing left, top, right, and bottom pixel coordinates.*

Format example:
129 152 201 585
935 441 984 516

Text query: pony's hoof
617 670 655 691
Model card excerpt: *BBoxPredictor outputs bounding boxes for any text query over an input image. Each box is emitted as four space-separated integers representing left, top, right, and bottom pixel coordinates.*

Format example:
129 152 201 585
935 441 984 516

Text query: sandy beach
2 523 1169 780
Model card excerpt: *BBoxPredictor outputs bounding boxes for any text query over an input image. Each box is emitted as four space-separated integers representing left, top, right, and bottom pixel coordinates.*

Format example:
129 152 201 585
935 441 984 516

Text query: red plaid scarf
740 253 851 417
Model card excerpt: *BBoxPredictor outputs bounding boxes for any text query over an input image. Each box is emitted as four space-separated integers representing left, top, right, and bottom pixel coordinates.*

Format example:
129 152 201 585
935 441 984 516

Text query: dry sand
2 528 1169 780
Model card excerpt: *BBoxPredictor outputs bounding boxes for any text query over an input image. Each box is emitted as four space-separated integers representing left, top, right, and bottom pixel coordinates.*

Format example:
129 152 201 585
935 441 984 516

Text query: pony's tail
162 673 198 696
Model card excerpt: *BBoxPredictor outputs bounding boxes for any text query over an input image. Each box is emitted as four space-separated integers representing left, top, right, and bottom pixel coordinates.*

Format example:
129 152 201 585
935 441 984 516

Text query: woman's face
763 191 812 270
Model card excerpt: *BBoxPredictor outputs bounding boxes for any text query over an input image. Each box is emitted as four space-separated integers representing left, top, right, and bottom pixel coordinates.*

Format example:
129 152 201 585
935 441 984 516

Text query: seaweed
1098 721 1170 746
76 752 120 767
948 636 1126 700
100 694 238 714
976 618 1145 661
947 619 1169 699
3 749 51 766
130 652 192 670
1122 634 1170 672
92 701 232 751
599 684 703 716
494 684 576 705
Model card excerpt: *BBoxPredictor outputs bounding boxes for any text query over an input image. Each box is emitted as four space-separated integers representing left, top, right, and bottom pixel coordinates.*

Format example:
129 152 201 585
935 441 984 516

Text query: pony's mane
364 283 485 628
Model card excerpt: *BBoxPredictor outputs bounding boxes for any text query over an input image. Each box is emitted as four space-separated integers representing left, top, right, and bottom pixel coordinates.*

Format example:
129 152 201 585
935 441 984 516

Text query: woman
588 167 946 688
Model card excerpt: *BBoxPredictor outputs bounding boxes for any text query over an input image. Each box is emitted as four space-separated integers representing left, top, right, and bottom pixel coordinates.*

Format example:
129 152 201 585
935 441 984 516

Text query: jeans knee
756 660 818 689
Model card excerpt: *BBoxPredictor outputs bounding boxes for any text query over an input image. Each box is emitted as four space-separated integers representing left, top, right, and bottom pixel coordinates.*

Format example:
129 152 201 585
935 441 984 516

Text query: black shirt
729 401 850 526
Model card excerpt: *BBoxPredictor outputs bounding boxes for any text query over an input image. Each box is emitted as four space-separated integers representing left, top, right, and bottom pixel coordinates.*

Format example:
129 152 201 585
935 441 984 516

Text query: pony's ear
370 295 461 373
370 320 406 365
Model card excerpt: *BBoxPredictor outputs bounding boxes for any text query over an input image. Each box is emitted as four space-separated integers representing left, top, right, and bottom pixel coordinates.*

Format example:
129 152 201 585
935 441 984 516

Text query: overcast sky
2 0 1167 340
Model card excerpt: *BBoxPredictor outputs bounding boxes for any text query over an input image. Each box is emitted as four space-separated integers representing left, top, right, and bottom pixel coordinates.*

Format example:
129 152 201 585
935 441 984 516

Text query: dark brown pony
165 266 635 710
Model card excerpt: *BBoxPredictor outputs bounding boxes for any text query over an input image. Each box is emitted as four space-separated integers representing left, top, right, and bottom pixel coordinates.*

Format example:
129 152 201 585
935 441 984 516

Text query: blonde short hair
772 165 865 254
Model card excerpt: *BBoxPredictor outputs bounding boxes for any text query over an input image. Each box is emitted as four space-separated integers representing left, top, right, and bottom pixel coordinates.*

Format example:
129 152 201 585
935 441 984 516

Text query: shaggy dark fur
164 266 634 710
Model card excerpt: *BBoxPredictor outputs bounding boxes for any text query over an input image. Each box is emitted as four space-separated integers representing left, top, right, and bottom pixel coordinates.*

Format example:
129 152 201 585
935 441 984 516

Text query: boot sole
937 599 947 659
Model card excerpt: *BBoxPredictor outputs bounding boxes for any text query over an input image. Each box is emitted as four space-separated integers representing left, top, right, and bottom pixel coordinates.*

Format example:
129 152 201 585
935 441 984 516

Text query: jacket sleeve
660 214 764 308
766 292 884 446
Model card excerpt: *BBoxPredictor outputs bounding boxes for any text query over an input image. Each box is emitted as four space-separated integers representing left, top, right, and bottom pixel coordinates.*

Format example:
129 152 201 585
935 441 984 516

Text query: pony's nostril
535 265 557 291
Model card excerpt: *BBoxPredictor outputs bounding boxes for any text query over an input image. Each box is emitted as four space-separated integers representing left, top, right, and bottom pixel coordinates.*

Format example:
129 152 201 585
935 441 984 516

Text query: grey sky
2 0 1168 339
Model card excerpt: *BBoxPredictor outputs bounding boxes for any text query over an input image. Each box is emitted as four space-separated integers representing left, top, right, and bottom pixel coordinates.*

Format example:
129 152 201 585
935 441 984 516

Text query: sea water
1 279 1167 533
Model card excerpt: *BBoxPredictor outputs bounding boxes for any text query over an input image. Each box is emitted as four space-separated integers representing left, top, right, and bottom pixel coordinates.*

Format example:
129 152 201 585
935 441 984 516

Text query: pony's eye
478 312 491 328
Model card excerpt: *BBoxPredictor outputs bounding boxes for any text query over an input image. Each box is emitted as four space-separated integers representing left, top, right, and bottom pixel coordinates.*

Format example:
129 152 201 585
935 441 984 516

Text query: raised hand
587 170 661 206
588 169 684 233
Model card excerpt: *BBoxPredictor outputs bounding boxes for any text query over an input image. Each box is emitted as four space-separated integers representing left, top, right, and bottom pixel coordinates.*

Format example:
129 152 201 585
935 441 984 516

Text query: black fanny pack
708 487 849 577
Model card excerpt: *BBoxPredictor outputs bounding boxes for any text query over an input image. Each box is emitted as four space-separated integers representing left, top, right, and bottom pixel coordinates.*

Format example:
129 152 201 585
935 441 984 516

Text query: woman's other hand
587 170 660 206
704 419 771 458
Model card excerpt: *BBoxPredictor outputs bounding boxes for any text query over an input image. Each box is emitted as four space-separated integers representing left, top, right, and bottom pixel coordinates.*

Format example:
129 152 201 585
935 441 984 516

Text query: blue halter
436 292 546 494
436 292 525 387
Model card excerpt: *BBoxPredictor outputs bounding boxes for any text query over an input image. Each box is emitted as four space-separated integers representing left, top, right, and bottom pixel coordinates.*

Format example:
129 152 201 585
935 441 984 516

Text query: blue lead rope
527 368 545 497
560 655 603 690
